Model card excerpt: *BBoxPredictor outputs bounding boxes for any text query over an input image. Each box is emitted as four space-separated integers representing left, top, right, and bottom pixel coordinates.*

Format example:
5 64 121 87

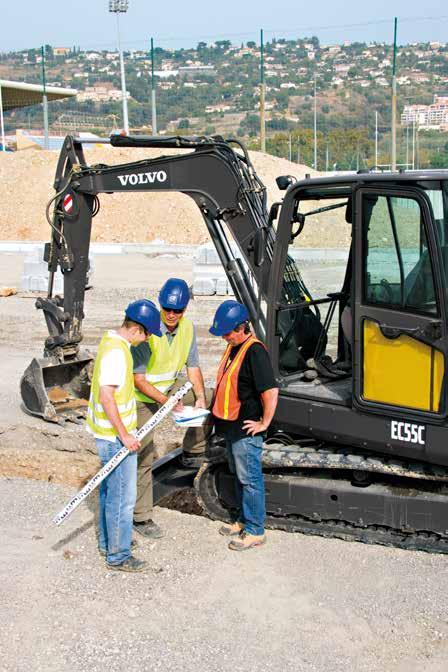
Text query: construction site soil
0 145 352 248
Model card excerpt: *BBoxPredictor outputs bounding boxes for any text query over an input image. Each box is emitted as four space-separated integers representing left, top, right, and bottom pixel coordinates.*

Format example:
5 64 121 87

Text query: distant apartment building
77 86 129 103
178 65 215 76
401 96 448 129
53 47 71 57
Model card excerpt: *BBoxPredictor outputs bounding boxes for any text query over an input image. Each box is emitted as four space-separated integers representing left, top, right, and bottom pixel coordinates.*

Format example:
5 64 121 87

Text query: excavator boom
20 134 277 421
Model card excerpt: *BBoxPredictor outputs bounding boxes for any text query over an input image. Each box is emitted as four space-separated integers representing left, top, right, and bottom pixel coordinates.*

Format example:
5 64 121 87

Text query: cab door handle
379 321 441 340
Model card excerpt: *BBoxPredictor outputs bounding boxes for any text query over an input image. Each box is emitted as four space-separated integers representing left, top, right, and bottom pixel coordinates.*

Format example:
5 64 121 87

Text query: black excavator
20 133 448 553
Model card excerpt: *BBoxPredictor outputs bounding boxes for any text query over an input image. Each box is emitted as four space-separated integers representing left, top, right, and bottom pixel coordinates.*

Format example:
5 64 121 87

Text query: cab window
363 194 438 316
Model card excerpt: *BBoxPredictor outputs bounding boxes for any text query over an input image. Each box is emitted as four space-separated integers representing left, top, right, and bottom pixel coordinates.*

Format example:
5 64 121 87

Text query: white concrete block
193 278 216 296
215 277 229 295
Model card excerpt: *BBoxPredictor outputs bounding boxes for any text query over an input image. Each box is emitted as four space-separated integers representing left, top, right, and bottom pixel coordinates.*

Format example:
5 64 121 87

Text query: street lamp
109 0 129 134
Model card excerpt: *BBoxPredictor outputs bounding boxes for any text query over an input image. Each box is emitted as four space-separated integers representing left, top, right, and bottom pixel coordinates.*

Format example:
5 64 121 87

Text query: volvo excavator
20 133 448 553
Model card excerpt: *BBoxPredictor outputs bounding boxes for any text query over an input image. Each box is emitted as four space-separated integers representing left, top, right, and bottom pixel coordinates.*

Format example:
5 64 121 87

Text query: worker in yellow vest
210 300 279 551
132 278 213 538
86 299 162 572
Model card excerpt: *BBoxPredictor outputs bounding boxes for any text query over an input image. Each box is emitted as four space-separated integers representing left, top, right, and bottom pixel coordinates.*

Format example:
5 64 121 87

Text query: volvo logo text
117 171 168 186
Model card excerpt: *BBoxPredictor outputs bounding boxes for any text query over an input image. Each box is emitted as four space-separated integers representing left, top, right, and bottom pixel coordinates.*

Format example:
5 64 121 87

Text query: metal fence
1 26 448 169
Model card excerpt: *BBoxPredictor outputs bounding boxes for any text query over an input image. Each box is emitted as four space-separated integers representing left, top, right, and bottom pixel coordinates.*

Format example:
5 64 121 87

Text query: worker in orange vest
209 300 279 551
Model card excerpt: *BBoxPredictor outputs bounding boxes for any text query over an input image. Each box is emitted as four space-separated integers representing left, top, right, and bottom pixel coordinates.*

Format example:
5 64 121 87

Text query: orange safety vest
212 335 265 421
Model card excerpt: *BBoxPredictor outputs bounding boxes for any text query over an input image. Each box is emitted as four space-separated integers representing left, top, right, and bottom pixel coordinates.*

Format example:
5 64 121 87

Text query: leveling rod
52 382 193 526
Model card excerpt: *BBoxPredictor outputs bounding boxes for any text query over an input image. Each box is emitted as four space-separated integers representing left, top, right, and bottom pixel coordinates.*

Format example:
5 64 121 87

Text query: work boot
133 519 164 539
219 521 245 537
106 556 149 573
179 451 205 468
99 539 138 557
228 531 266 551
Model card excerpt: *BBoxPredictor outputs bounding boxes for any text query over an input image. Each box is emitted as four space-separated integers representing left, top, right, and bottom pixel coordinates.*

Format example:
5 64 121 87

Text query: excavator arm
21 134 277 421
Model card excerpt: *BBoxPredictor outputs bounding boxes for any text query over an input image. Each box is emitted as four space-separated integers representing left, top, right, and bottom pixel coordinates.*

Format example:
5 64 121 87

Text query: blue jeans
225 432 265 536
96 438 137 565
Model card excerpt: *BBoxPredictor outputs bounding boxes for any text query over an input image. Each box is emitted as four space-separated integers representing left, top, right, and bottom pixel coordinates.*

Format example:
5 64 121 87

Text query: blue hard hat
125 299 162 337
209 300 250 336
159 278 190 310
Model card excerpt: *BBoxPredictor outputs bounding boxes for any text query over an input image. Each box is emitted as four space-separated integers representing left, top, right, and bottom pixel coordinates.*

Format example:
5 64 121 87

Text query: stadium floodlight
109 0 130 134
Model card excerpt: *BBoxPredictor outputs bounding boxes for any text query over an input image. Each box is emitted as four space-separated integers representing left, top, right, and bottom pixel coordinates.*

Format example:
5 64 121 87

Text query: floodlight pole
41 46 49 150
109 1 130 134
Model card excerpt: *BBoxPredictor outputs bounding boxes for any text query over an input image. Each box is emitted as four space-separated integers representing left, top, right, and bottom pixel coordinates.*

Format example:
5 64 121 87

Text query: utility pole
313 75 317 170
406 123 409 168
151 37 157 135
260 29 266 152
41 46 49 150
375 111 379 168
412 118 416 169
0 84 5 152
415 121 420 169
297 138 301 164
391 17 398 171
325 144 329 172
288 132 292 162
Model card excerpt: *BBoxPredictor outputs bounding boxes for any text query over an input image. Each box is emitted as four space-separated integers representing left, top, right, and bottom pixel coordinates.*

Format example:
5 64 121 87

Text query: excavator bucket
20 352 93 424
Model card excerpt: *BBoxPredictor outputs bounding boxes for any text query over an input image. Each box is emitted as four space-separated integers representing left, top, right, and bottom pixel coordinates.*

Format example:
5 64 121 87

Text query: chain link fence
1 33 448 168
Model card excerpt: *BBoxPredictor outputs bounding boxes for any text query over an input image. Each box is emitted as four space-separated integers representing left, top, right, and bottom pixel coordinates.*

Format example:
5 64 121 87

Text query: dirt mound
0 144 337 245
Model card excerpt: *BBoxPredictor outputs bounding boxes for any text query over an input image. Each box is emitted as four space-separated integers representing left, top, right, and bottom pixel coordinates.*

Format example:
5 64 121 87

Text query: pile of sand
0 145 350 248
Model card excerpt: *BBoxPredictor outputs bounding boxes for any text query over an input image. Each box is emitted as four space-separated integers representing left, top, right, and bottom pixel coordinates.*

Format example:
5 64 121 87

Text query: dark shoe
133 519 164 539
99 539 138 557
219 521 245 537
179 451 205 468
106 555 149 573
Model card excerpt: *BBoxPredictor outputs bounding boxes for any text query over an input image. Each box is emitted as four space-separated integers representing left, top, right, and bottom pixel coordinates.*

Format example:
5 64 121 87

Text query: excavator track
194 443 448 554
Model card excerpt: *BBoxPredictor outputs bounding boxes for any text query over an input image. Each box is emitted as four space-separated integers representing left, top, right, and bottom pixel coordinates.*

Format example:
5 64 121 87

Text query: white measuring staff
52 381 193 526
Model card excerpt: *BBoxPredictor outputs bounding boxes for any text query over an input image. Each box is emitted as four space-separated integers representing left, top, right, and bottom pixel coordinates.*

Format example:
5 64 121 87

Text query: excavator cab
268 175 448 457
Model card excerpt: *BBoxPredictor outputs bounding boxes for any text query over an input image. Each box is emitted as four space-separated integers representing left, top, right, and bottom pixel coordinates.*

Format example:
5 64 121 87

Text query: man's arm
99 385 140 452
243 387 279 436
187 366 207 409
134 375 169 405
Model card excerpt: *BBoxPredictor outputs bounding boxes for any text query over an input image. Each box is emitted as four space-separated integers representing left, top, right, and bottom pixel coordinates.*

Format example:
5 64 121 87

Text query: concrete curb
0 241 349 261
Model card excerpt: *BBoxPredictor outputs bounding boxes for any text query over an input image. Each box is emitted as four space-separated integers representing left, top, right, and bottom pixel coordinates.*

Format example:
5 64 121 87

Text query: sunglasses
162 307 184 315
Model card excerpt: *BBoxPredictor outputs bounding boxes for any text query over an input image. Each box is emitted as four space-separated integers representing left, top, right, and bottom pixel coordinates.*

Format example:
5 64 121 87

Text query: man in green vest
132 278 213 538
86 299 162 572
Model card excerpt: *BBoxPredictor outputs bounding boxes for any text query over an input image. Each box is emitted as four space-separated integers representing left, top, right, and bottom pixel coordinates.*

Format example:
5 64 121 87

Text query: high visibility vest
86 331 137 438
212 335 264 421
135 317 194 403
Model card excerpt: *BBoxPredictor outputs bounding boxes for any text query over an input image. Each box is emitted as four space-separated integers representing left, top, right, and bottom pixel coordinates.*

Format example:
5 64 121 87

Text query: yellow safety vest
86 331 137 438
135 317 193 403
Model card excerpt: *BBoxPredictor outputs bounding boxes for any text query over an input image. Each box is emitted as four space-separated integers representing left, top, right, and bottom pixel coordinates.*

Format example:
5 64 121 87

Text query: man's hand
173 400 184 413
121 433 141 453
195 396 207 410
243 419 268 436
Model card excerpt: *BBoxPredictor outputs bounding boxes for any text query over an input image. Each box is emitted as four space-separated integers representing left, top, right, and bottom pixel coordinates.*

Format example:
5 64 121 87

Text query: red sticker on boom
63 193 73 213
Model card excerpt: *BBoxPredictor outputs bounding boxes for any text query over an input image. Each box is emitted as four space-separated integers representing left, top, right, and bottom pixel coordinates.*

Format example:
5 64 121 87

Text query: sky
2 0 448 53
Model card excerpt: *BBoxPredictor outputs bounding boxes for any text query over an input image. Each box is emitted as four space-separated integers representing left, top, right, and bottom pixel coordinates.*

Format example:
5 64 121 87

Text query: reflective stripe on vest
86 331 137 438
212 335 264 421
135 317 194 403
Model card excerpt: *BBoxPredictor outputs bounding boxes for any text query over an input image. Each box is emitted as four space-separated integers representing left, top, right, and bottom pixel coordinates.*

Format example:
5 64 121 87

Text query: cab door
353 186 446 418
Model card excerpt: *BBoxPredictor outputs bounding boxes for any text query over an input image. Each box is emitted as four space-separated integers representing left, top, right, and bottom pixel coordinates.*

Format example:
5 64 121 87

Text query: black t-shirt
213 341 277 439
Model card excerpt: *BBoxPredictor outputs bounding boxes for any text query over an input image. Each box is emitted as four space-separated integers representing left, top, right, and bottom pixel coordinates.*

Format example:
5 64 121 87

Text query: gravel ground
1 476 448 672
2 252 448 671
